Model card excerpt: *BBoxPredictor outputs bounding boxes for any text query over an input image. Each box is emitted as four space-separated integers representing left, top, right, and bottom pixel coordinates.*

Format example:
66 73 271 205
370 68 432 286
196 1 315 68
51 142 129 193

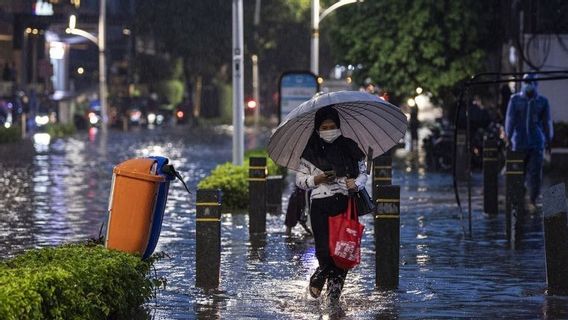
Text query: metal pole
483 139 499 215
252 54 259 128
232 0 244 165
310 0 319 75
99 0 108 132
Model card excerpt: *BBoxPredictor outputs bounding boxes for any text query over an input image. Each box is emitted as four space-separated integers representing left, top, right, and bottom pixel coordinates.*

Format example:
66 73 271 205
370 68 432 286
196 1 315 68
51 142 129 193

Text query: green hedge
197 150 286 211
0 244 162 320
0 126 21 144
44 123 76 139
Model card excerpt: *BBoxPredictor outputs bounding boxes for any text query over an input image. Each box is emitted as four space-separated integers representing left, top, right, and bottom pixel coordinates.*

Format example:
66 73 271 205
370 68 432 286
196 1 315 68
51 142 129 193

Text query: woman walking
296 106 368 302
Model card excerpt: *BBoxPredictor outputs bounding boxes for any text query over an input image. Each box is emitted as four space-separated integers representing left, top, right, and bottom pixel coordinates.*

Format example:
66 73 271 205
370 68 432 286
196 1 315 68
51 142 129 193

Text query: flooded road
1 126 567 319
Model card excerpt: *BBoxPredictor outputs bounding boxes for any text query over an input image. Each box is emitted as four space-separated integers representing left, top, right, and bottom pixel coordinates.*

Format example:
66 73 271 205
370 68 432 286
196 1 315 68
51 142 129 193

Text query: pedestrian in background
296 106 368 303
409 104 419 150
505 73 553 213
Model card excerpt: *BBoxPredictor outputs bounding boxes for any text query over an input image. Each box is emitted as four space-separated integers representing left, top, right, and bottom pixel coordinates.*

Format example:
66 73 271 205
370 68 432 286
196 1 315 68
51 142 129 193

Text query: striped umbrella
267 90 408 170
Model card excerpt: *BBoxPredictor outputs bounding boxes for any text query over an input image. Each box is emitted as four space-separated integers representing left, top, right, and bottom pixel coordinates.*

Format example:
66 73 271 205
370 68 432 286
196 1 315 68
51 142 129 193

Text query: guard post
195 189 222 289
483 139 499 215
249 157 267 234
372 152 392 196
505 151 525 247
543 184 568 296
375 185 400 290
265 175 283 214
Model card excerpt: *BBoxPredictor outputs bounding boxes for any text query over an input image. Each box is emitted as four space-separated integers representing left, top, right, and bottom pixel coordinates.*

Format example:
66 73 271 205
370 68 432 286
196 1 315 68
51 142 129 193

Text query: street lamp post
310 0 361 76
232 0 244 165
66 0 108 133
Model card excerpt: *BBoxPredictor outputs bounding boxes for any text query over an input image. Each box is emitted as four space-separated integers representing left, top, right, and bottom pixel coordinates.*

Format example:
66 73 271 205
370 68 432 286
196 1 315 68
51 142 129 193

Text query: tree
134 0 231 116
330 0 494 107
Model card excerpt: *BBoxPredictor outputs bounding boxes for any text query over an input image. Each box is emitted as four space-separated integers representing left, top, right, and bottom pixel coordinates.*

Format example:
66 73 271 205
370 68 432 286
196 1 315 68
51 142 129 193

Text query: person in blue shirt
505 73 554 212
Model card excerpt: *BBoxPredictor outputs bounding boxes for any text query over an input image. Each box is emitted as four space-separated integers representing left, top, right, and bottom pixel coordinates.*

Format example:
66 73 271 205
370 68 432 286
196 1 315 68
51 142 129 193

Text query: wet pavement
1 126 568 319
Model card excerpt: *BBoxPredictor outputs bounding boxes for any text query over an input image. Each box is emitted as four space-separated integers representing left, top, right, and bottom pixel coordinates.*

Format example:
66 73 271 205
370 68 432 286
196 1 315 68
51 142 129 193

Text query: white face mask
319 129 341 143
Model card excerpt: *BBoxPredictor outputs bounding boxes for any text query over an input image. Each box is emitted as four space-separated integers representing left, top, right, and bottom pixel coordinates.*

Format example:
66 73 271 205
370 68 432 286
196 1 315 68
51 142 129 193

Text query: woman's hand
346 178 358 192
314 173 335 185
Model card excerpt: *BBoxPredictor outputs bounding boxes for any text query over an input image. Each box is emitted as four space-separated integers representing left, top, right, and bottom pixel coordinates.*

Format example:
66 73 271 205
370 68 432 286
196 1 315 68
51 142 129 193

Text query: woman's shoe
309 266 328 298
326 269 346 303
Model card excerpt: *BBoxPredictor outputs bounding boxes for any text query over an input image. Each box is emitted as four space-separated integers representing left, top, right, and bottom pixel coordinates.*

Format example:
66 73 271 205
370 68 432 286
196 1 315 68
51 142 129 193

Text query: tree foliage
330 0 493 105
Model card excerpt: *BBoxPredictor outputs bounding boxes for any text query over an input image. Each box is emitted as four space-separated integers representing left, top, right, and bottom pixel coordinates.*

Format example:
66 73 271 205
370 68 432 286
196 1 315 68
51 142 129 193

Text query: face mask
522 83 535 95
319 129 341 143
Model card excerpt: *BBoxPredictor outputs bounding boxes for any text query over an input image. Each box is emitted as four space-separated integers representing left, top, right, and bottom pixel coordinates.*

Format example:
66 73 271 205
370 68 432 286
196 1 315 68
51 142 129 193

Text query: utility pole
98 0 108 132
310 0 319 75
253 0 261 129
232 0 244 165
310 0 361 76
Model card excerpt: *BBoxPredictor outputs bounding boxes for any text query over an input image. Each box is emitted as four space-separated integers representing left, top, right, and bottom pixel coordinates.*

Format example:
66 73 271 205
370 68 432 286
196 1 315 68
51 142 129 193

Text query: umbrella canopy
267 90 408 170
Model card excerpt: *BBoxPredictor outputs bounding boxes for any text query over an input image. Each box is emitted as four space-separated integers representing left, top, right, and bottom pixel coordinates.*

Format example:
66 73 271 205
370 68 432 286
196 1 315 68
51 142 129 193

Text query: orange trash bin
105 158 165 255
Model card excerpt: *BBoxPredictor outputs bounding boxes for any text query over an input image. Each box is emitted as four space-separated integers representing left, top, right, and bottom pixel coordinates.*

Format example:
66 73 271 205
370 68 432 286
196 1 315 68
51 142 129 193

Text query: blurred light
416 87 423 94
69 14 77 30
414 94 428 109
34 0 54 16
130 110 141 122
49 42 65 60
122 28 131 36
317 77 324 84
246 100 257 110
147 113 156 124
346 76 352 84
25 28 32 34
35 115 49 126
176 111 184 119
32 29 39 35
4 122 10 128
77 67 84 75
88 112 99 125
156 114 164 124
407 98 416 107
33 133 51 145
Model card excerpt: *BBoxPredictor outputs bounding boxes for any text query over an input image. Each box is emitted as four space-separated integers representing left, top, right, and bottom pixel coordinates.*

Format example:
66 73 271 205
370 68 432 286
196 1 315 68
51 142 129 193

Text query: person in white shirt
296 106 368 302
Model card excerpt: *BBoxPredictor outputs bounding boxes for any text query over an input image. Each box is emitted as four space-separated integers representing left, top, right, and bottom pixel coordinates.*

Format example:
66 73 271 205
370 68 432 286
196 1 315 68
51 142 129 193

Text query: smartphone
324 170 336 177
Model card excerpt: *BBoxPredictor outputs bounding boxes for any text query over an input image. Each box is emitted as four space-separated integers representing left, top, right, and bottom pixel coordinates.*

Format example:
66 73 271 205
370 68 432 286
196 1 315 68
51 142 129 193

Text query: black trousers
310 195 349 287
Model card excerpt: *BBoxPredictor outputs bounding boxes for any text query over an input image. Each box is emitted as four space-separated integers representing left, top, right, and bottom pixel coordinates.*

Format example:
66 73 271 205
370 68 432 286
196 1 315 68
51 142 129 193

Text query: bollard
543 184 568 296
505 151 525 247
195 189 222 289
456 130 468 181
265 175 283 215
483 139 499 215
372 153 392 201
21 113 26 139
375 185 400 289
249 157 267 234
122 116 128 132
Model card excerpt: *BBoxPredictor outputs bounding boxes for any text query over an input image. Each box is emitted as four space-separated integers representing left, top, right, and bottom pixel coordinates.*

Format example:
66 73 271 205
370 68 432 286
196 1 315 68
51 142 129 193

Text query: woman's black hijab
301 106 365 178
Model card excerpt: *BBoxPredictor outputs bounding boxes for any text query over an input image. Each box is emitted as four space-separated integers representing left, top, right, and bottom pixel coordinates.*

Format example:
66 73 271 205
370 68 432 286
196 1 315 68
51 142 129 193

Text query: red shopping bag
329 197 365 270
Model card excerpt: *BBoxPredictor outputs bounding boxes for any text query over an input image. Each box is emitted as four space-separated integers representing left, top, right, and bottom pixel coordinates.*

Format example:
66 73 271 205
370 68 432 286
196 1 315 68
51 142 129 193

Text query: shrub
0 244 161 320
44 123 76 139
198 162 248 211
197 150 287 211
0 126 21 144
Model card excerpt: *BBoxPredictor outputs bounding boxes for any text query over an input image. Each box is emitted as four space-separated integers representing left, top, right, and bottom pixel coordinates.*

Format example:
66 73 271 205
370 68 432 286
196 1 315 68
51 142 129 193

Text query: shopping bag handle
346 197 357 220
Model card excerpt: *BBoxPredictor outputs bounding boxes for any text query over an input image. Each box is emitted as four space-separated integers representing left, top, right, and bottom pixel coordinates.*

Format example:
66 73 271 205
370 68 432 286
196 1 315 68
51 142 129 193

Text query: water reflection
1 127 568 318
